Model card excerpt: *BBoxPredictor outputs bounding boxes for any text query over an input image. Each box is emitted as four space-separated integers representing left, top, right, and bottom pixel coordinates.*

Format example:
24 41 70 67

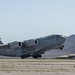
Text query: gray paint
42 35 75 58
0 34 65 58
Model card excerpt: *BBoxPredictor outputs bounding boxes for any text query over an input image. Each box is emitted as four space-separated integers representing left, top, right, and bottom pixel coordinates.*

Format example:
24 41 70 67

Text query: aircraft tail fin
0 38 3 44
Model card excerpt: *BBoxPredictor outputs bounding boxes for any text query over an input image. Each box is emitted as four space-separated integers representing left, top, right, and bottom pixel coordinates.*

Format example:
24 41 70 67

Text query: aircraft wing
0 41 22 49
0 44 9 48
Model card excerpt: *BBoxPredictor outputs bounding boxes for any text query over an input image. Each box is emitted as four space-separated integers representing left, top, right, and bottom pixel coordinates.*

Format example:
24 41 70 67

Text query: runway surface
0 59 75 75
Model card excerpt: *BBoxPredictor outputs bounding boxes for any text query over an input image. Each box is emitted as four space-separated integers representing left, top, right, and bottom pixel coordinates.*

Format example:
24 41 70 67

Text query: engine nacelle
24 39 38 47
8 41 22 49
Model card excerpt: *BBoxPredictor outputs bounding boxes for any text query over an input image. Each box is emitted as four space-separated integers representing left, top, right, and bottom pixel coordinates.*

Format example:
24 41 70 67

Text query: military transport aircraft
0 34 65 59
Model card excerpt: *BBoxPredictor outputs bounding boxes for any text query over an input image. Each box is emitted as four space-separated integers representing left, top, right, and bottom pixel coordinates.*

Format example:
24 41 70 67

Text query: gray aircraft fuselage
0 34 65 58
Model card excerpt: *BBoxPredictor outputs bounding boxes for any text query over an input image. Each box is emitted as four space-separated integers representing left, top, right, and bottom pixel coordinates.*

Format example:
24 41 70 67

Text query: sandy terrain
0 59 75 75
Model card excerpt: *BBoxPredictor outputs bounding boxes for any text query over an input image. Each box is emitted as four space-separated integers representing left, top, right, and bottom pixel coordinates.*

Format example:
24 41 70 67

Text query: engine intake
8 41 22 49
24 39 38 47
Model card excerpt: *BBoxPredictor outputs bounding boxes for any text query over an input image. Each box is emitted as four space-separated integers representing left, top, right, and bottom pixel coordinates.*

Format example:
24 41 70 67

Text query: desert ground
0 59 75 75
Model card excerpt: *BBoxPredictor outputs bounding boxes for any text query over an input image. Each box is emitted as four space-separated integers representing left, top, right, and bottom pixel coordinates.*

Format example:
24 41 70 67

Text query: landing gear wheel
32 54 42 59
60 45 64 50
21 55 26 59
21 54 30 59
37 54 42 58
32 56 38 59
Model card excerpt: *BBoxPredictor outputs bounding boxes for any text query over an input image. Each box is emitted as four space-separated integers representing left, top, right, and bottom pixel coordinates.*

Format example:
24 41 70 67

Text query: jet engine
24 39 38 47
8 41 22 49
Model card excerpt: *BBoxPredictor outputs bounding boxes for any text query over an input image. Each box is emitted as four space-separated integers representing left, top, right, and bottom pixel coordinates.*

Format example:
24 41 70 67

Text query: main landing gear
21 54 30 59
21 54 42 59
32 54 42 59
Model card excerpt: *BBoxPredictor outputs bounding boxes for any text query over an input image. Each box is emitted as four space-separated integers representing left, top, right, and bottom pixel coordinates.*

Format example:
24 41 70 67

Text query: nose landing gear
59 45 64 50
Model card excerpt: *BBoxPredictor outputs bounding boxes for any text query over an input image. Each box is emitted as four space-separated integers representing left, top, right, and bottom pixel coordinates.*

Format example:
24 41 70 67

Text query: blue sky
0 0 75 43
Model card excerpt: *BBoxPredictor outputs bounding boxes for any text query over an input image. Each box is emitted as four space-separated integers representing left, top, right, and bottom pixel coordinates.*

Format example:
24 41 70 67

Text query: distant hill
42 35 75 58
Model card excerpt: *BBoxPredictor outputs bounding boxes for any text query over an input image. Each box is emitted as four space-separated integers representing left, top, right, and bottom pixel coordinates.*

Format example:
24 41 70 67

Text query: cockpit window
46 35 61 40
